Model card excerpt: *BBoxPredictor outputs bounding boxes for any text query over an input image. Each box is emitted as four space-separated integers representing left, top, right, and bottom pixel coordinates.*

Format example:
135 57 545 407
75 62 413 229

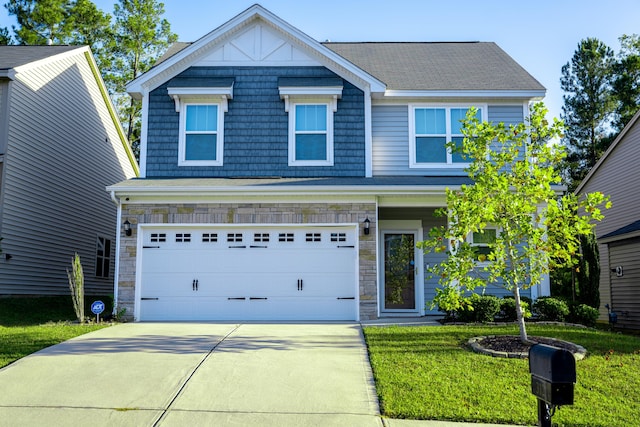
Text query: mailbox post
528 344 576 427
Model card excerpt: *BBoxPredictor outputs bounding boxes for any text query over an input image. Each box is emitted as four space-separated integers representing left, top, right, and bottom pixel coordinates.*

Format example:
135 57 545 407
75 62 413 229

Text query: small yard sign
91 300 105 322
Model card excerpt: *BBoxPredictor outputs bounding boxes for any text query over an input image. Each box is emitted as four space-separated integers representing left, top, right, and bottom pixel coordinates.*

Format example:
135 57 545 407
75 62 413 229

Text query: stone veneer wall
117 202 378 320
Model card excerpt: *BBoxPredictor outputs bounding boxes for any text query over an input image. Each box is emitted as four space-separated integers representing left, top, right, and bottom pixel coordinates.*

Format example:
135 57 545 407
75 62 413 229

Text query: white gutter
110 191 122 316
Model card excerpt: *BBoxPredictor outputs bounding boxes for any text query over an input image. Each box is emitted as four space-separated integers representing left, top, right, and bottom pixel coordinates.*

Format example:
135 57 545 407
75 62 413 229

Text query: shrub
570 303 599 327
454 294 501 323
499 296 532 321
533 297 570 321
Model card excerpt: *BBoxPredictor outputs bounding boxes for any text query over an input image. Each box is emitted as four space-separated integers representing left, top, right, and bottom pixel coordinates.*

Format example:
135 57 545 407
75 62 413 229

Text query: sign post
91 300 105 323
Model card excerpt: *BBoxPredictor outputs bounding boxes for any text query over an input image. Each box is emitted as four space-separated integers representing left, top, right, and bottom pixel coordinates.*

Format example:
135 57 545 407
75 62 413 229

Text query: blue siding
146 67 365 177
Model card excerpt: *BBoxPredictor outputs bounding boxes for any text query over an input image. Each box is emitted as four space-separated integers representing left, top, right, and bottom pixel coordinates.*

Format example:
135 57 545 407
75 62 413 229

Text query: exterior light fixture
364 217 370 235
124 220 132 237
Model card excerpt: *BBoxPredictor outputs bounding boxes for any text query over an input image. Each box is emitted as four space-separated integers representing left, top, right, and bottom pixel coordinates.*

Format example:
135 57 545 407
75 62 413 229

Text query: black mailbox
529 344 576 406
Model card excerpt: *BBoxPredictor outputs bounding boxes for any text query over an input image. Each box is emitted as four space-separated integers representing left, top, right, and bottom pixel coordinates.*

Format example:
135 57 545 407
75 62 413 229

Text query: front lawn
363 324 640 426
0 296 111 369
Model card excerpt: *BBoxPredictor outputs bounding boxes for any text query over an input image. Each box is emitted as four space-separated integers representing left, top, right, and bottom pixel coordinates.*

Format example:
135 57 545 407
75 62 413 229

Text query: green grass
363 324 640 427
0 296 111 369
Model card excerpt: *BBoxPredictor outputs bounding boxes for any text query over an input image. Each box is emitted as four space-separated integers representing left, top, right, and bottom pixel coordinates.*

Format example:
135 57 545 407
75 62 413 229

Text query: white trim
167 86 233 113
112 195 122 316
364 85 373 177
178 102 225 167
381 89 546 99
139 91 149 177
408 103 488 168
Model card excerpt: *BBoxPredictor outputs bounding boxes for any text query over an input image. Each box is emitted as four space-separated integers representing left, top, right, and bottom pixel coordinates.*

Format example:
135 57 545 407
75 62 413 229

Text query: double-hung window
410 105 484 167
290 103 332 165
179 103 224 166
278 77 342 167
167 77 233 167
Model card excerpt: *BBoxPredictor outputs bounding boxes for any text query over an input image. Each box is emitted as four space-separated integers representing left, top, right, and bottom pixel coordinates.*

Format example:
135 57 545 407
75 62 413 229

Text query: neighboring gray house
108 5 548 321
576 109 640 330
0 45 138 296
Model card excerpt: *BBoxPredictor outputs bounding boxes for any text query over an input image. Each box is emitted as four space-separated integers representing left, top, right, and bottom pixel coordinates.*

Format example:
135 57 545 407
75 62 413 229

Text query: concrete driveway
0 323 382 427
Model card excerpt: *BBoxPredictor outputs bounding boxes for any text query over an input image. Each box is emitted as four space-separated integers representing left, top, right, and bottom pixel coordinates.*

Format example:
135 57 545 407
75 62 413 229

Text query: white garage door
138 226 357 321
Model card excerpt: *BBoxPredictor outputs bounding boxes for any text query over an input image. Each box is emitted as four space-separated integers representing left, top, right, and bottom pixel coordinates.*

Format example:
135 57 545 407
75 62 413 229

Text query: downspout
110 190 122 317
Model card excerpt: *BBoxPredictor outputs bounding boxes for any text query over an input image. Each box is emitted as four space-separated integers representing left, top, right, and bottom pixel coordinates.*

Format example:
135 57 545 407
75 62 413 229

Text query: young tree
418 103 610 343
612 34 640 131
102 0 177 160
560 38 615 191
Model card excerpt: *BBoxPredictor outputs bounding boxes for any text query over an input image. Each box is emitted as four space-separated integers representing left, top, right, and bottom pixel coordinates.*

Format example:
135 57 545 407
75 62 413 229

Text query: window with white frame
178 103 224 166
410 105 484 167
289 102 333 165
468 227 498 263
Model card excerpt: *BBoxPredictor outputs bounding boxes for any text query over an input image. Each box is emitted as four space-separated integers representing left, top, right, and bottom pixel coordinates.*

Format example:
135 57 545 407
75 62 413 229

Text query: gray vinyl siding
145 66 365 177
608 238 640 330
579 118 640 321
0 51 136 295
372 104 524 176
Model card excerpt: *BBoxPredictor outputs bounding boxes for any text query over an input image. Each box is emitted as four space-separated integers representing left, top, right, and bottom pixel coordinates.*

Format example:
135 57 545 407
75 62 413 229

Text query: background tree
576 232 600 309
560 38 615 191
0 27 12 44
102 0 176 160
612 34 640 131
419 103 610 343
4 0 111 57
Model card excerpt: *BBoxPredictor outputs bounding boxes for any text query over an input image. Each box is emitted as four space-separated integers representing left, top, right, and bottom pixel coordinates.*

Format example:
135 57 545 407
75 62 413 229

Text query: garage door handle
250 297 268 300
337 245 355 248
297 279 303 291
228 297 246 300
337 297 355 300
143 245 160 249
141 297 159 300
229 245 246 248
250 245 268 248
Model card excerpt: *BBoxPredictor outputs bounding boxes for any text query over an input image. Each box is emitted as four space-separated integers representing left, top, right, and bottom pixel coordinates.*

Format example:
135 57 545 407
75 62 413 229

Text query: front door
382 232 417 311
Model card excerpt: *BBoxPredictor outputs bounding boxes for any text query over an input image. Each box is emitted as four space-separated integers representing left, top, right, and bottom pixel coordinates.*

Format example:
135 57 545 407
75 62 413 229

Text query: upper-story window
167 77 234 167
409 105 485 167
278 77 342 167
290 103 332 165
179 103 224 165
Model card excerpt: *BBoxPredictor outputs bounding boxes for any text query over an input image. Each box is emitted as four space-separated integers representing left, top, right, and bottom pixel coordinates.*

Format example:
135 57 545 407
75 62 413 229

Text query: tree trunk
513 286 529 343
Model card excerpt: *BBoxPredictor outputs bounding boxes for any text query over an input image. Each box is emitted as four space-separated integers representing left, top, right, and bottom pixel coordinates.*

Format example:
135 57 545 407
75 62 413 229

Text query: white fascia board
107 183 456 199
599 230 640 244
126 5 386 97
379 89 546 100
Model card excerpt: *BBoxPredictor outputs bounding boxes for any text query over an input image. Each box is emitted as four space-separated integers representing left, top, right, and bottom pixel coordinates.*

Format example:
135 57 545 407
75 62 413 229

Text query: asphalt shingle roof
155 41 544 93
0 45 81 70
323 42 545 91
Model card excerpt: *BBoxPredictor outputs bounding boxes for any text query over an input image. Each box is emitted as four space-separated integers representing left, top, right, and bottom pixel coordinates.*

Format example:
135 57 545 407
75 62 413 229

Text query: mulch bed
468 335 587 359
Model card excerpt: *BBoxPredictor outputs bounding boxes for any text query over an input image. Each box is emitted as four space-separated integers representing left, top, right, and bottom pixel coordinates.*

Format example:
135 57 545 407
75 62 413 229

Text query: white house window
410 105 484 167
95 236 111 279
290 103 333 164
468 227 498 263
167 77 234 167
178 103 224 166
278 77 342 167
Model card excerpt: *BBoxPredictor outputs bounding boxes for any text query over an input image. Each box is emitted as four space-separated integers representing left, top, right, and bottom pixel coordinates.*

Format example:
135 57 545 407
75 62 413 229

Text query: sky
2 0 640 122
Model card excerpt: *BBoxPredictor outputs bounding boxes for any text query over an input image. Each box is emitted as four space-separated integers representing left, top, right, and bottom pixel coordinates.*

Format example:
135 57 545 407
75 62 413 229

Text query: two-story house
1 45 138 297
108 4 547 321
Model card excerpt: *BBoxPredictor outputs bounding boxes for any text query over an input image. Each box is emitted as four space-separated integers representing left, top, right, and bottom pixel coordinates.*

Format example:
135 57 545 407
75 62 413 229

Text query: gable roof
0 45 80 71
127 4 386 98
147 8 545 99
575 108 640 194
323 42 545 93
